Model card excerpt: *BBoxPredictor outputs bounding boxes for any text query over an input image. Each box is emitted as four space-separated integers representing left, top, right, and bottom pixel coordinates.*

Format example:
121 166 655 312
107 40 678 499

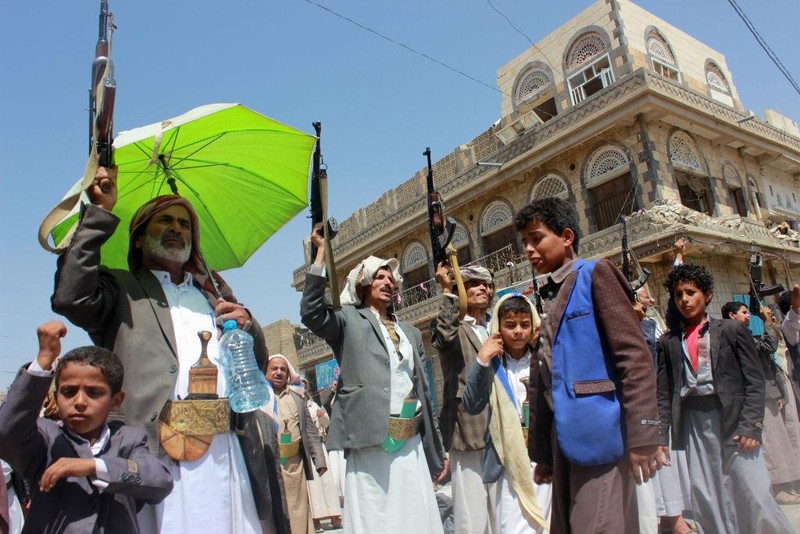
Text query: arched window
584 146 635 231
513 63 558 121
480 200 517 256
668 132 704 173
567 33 606 70
668 131 713 215
531 174 569 201
450 224 472 266
646 29 680 81
566 32 614 105
402 242 429 288
705 62 730 94
705 60 734 107
515 68 551 104
723 164 746 217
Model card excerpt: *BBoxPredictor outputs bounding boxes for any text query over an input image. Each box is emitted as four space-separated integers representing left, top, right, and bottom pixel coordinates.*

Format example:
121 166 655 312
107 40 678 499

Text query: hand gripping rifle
746 252 784 323
424 147 467 318
37 0 116 252
310 122 341 309
620 217 650 301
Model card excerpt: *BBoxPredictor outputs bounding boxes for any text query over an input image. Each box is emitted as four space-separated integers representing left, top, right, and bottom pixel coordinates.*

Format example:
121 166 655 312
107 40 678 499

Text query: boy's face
519 220 574 274
56 362 123 442
499 311 532 358
729 305 750 326
673 280 712 325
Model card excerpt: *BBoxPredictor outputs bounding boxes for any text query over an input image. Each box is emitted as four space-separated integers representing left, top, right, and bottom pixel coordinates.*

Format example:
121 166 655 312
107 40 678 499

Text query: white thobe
138 271 261 534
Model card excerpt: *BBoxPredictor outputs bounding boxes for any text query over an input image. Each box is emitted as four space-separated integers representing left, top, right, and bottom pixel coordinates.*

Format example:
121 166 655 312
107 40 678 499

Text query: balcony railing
395 245 523 311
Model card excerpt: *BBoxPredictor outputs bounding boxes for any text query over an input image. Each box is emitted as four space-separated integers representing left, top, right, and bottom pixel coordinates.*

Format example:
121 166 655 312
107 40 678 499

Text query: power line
301 0 502 95
725 0 800 96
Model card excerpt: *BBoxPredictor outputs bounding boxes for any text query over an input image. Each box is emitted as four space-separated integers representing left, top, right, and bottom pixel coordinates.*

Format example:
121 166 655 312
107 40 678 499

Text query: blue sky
1 0 798 389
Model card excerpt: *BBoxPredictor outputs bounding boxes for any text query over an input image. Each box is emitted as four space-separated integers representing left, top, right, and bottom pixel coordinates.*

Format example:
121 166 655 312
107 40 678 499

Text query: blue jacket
551 259 624 466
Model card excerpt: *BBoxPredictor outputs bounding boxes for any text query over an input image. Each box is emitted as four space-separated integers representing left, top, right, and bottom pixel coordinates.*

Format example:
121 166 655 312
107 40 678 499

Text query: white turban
339 255 403 306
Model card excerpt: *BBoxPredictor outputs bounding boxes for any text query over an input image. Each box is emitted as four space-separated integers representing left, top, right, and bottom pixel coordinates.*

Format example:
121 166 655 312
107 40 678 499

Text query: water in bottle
219 319 270 412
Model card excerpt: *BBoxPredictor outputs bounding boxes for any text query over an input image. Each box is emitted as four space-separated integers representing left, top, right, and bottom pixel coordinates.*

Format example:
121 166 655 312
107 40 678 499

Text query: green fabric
51 103 315 271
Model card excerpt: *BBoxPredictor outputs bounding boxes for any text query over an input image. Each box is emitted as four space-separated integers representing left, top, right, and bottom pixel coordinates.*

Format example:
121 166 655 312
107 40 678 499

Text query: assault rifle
424 148 467 317
747 253 784 319
90 0 116 184
310 122 340 309
620 217 650 300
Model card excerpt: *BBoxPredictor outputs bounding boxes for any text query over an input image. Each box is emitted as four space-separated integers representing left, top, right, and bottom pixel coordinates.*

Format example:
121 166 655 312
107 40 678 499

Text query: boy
0 321 173 533
516 197 660 534
462 293 550 533
657 266 793 533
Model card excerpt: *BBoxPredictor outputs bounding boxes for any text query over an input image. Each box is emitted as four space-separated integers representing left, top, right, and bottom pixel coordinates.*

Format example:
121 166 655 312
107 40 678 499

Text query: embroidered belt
279 439 301 459
388 413 422 441
159 399 231 462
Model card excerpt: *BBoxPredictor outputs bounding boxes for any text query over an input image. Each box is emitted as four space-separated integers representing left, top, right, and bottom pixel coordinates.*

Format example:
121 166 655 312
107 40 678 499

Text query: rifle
746 253 784 323
620 217 650 300
310 122 340 309
90 0 116 189
37 1 116 252
424 147 467 318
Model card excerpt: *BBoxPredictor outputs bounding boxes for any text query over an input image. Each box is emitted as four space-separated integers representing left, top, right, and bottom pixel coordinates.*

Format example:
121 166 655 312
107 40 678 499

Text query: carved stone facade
283 0 800 403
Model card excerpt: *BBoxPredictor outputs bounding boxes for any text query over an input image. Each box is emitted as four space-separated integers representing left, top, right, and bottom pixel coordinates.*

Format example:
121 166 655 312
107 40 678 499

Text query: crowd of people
0 166 799 534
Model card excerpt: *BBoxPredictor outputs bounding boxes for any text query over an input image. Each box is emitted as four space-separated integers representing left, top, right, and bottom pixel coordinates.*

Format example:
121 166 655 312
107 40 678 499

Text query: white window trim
568 54 615 105
651 58 680 82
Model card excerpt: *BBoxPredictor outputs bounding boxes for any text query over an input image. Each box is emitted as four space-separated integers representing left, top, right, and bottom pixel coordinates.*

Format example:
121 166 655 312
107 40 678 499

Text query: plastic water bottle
219 320 270 413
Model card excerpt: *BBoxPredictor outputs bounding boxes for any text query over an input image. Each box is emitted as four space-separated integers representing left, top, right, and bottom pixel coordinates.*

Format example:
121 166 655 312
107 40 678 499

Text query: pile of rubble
767 220 800 246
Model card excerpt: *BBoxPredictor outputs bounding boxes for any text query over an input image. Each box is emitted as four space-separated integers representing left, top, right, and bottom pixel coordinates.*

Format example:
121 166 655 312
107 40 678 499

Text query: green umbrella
47 103 316 271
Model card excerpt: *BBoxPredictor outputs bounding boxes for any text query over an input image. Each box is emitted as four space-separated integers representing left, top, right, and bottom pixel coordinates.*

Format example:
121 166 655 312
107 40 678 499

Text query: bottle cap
222 319 238 331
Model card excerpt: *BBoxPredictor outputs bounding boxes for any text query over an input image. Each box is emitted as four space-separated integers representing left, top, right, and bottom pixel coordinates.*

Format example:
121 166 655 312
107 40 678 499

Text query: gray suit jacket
430 296 489 452
300 272 445 475
50 205 287 529
0 370 173 534
461 361 505 483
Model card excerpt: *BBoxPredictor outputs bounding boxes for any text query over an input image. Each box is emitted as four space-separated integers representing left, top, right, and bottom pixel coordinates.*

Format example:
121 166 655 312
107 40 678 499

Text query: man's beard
141 233 191 264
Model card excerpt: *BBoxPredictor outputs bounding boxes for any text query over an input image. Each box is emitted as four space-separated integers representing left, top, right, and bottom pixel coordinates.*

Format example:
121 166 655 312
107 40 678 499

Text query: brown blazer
529 258 660 465
430 296 489 452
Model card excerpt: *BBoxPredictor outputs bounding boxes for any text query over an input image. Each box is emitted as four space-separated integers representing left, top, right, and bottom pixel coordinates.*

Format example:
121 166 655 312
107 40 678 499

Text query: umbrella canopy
49 103 316 271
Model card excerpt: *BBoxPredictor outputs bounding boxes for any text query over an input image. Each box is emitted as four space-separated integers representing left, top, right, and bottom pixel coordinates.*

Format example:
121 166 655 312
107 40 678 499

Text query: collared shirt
463 312 490 343
537 258 579 394
680 319 715 398
152 270 224 399
503 350 531 418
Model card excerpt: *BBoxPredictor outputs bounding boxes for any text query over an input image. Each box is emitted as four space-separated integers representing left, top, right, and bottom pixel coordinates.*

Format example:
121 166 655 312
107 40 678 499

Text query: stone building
288 0 800 402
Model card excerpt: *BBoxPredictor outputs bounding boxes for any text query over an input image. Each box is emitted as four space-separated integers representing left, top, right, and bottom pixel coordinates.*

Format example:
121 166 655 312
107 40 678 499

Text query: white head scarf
339 255 403 306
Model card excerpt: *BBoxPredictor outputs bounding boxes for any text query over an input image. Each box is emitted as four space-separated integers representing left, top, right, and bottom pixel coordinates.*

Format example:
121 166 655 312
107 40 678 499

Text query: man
265 355 326 534
301 223 445 534
51 166 287 534
431 263 494 533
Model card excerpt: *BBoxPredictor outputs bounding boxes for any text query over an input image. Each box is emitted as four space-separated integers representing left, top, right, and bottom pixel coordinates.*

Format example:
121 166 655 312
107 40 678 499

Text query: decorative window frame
722 163 742 188
402 241 429 271
513 61 555 109
584 145 631 188
530 173 570 201
645 27 681 82
563 28 616 106
480 200 515 236
705 60 731 95
451 223 470 249
668 131 707 176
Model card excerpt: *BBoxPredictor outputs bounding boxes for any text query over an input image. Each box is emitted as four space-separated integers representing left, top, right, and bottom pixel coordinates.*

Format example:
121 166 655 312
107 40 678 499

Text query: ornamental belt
388 413 422 441
279 439 302 460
